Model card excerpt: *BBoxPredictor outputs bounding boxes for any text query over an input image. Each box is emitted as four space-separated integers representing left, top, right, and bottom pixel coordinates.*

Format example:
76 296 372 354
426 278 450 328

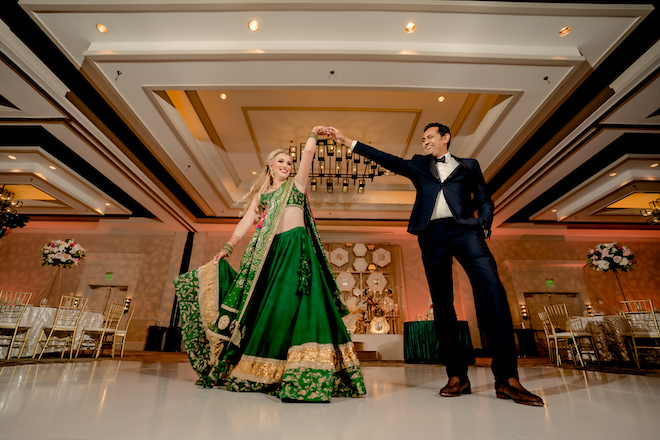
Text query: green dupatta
174 179 347 387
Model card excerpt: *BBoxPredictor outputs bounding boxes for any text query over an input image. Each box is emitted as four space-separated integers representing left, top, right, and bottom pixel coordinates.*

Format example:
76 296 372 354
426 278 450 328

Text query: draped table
570 313 660 364
0 306 103 358
403 320 474 364
569 315 631 363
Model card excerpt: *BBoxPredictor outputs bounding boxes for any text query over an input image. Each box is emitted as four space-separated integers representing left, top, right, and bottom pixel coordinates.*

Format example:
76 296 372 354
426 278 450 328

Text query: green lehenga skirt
178 227 366 402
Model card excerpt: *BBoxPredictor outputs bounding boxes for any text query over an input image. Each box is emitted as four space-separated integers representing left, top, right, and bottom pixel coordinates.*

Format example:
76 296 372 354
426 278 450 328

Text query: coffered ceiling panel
0 0 657 235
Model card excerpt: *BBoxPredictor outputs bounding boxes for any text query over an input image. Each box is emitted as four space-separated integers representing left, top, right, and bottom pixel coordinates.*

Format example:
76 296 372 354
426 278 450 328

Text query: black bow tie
435 156 446 163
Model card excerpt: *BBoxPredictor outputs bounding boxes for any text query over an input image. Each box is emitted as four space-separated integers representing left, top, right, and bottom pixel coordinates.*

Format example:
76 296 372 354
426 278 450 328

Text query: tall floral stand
612 269 635 303
34 266 65 307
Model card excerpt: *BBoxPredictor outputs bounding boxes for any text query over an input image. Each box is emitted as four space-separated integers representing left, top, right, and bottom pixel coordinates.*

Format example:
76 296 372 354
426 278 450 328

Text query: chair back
117 309 135 335
0 291 33 325
53 295 88 328
104 303 125 331
619 299 660 334
538 311 552 336
543 304 572 334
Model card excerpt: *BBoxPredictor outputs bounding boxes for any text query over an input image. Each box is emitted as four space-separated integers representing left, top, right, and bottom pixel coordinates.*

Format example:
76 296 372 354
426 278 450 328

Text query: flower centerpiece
587 242 636 273
41 239 86 269
587 242 636 302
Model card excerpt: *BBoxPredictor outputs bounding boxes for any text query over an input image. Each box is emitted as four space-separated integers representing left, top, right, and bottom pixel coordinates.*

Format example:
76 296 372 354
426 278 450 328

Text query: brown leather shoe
440 376 471 397
495 378 544 407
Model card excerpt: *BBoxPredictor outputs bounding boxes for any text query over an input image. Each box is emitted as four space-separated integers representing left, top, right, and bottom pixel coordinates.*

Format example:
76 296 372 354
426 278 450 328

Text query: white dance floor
1 360 659 439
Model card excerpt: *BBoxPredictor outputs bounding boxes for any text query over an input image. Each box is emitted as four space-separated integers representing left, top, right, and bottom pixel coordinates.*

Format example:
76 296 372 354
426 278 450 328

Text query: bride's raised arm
294 126 327 190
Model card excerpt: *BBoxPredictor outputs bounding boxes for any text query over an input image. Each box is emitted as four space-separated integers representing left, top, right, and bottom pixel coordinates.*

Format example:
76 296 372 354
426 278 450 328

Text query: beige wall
0 229 184 351
2 227 658 352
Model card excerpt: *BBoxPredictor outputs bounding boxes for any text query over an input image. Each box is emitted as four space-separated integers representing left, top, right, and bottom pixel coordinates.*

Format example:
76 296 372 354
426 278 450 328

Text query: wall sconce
519 304 529 328
124 297 132 313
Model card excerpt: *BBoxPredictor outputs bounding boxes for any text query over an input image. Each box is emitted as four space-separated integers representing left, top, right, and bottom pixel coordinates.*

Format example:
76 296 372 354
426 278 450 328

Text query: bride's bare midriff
275 206 304 234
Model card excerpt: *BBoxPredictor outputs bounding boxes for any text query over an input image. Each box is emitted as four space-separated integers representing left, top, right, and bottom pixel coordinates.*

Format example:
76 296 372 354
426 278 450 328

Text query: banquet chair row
619 299 660 368
77 306 135 358
539 304 601 368
32 295 88 359
0 290 33 359
76 302 125 358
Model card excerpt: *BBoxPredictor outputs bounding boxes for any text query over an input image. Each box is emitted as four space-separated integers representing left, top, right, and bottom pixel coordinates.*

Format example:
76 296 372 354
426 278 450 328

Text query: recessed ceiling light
105 202 111 206
437 96 446 102
651 163 659 168
219 93 228 100
405 23 416 33
8 155 16 160
96 24 108 34
248 20 259 31
551 209 558 213
251 171 257 175
48 165 56 170
609 172 617 177
558 26 571 37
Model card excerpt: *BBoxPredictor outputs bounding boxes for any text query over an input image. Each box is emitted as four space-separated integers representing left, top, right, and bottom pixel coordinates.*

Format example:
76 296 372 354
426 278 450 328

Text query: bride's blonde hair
239 148 291 217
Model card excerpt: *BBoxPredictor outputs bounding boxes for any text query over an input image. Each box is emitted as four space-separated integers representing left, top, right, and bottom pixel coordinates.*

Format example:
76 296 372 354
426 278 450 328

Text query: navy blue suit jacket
353 142 494 236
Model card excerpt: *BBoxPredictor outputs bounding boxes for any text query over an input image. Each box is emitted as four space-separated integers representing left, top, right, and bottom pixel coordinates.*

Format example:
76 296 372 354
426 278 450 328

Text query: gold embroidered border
198 261 219 332
221 304 239 314
336 342 361 369
198 261 227 367
286 342 361 371
230 342 362 385
231 355 286 384
286 343 335 369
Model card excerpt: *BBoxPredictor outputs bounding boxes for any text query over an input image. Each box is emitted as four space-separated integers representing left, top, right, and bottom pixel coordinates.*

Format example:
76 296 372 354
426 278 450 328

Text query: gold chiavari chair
32 295 88 359
0 291 33 359
110 309 135 357
537 311 556 364
619 299 660 368
543 304 601 368
76 303 125 358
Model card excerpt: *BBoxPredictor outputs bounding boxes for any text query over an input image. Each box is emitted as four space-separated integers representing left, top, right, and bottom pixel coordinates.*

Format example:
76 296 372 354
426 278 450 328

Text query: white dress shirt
350 141 457 220
430 152 458 220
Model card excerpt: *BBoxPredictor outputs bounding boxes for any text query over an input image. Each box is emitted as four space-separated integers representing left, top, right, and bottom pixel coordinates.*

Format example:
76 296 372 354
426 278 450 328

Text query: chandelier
0 185 30 239
289 139 387 193
640 197 660 225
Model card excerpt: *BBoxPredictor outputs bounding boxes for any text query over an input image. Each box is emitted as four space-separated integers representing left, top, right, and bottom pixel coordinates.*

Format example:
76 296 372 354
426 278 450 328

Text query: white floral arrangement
41 239 86 268
587 242 636 272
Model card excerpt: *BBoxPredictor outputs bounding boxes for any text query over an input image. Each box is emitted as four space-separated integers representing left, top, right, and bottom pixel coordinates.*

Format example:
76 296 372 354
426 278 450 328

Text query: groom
328 124 544 406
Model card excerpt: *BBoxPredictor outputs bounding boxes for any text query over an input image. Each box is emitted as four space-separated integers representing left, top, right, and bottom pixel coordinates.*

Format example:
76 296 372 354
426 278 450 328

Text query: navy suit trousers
418 219 518 381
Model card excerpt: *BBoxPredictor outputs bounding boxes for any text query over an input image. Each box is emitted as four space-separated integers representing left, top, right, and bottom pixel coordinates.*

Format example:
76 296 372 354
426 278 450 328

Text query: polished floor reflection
1 360 659 439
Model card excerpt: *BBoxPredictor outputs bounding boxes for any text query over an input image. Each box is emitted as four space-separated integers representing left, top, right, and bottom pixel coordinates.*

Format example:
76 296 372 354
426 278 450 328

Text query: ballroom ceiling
0 0 659 234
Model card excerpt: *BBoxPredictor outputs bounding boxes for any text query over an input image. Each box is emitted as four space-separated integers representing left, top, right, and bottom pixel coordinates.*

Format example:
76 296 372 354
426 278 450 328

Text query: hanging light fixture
640 197 660 224
289 139 388 193
0 185 30 240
